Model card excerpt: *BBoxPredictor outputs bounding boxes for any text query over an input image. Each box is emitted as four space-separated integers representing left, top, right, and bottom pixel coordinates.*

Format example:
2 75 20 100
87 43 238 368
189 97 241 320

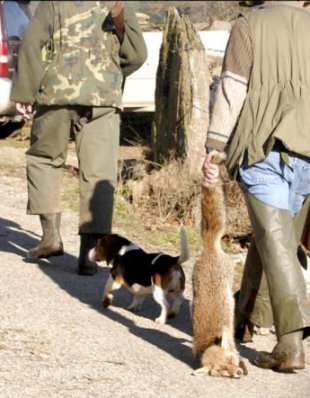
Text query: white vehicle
122 30 229 112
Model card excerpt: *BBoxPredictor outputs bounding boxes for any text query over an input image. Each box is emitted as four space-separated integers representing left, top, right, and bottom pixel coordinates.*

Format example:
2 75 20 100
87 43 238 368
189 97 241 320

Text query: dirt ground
0 141 310 398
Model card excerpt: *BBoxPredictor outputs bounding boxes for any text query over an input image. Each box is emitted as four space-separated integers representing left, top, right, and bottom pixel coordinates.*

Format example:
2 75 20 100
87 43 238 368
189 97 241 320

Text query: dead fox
192 152 247 378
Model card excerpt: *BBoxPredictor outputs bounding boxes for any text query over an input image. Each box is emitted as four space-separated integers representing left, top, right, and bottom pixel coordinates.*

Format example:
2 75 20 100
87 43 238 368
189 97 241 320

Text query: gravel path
0 148 310 398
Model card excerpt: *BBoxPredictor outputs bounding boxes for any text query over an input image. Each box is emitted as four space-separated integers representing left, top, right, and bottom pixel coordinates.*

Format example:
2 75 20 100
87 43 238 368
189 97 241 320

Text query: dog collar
118 243 140 256
151 253 164 265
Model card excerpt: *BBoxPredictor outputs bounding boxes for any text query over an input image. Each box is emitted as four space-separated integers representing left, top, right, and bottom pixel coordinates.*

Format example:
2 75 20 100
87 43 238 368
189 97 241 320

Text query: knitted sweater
206 16 252 152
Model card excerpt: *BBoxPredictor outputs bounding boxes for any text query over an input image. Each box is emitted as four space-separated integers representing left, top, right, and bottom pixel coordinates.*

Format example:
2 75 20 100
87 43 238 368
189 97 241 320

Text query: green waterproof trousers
238 193 310 339
26 105 120 234
237 195 310 332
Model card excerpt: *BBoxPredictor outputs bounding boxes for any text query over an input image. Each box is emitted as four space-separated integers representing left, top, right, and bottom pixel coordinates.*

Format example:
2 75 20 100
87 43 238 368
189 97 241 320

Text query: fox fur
192 152 247 378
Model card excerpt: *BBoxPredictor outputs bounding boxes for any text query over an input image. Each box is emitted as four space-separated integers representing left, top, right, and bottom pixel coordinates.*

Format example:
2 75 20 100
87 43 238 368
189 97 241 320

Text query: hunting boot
78 234 100 276
27 213 64 259
244 194 310 371
235 194 310 343
254 330 305 372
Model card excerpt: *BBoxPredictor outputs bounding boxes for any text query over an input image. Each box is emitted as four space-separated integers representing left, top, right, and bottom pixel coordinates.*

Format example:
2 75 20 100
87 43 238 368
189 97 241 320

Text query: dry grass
117 144 252 250
119 156 201 225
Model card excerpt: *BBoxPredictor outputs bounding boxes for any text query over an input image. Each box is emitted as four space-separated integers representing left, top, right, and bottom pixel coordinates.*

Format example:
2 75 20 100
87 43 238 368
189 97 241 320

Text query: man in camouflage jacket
10 1 147 275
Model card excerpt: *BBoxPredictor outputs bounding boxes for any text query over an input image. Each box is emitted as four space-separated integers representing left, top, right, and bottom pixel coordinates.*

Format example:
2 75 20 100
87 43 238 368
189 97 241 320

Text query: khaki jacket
227 1 310 178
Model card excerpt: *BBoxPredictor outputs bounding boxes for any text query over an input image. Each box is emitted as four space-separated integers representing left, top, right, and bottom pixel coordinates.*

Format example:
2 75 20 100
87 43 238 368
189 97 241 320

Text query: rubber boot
235 194 310 343
244 193 310 339
254 330 305 372
78 234 100 276
243 194 310 373
27 213 64 259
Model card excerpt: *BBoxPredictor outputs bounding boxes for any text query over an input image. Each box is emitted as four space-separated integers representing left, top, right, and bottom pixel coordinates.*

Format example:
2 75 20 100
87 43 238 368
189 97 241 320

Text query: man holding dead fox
202 0 310 373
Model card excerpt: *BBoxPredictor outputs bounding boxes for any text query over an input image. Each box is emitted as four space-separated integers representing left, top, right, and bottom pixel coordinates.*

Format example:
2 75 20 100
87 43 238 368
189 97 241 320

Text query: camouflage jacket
11 1 147 108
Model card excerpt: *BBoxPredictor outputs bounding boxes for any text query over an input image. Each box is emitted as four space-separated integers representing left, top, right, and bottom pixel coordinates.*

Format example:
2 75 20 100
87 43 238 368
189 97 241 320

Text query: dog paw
102 297 111 308
192 367 209 376
127 304 140 312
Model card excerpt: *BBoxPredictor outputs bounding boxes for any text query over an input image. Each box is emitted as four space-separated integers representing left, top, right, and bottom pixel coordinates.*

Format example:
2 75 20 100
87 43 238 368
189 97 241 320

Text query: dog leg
102 274 121 307
221 327 235 351
221 328 248 376
128 294 145 312
153 285 169 324
192 366 211 376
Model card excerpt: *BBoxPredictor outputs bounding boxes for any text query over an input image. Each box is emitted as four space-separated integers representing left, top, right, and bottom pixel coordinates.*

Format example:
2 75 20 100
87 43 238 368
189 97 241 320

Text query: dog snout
239 360 248 376
226 363 245 378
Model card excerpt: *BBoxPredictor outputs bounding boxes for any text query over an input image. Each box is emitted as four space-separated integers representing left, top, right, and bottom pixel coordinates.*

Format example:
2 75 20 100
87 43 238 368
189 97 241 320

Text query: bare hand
201 150 220 187
110 1 124 17
16 102 33 120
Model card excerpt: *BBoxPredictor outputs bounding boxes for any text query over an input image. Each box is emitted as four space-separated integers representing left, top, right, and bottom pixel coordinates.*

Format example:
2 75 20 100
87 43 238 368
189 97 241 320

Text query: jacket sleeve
119 3 147 78
10 1 53 103
205 16 252 152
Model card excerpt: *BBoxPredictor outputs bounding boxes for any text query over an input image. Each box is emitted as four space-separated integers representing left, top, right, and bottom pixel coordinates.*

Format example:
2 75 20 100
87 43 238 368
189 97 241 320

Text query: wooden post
151 7 210 176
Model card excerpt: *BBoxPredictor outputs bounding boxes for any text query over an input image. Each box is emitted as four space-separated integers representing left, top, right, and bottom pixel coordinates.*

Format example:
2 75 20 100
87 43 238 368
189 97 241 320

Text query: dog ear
239 360 248 376
95 235 111 264
100 235 120 264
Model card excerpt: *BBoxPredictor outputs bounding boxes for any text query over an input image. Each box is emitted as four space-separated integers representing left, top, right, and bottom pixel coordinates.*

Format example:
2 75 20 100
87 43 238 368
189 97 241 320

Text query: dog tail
178 226 189 264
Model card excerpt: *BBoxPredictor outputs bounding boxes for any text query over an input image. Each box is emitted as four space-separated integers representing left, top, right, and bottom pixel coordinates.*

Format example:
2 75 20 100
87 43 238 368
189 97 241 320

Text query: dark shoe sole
254 361 305 373
78 258 98 276
78 268 98 276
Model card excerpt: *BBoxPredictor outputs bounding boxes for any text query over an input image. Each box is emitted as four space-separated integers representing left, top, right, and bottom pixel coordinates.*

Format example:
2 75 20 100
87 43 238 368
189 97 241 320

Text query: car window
3 1 30 39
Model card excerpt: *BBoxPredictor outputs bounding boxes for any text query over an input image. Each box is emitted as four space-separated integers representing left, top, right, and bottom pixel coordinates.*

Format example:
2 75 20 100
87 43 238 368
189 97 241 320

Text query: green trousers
26 105 120 234
238 193 310 338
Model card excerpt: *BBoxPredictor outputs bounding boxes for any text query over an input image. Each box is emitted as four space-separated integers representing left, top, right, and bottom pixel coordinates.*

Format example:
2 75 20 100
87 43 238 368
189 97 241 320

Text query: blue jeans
239 149 310 215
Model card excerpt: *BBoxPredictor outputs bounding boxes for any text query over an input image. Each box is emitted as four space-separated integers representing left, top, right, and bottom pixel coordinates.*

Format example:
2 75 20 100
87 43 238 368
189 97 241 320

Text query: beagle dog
89 227 189 324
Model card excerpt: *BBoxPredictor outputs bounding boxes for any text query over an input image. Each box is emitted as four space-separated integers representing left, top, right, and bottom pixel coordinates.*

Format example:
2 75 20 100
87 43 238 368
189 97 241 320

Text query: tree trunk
152 7 210 176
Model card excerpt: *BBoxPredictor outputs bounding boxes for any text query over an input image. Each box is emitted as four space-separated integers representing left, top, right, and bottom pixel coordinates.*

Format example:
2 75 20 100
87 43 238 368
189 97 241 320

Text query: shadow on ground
0 216 198 368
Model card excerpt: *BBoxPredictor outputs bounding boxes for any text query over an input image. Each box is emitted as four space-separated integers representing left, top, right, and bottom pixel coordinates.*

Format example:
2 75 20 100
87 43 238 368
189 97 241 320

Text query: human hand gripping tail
201 150 221 187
